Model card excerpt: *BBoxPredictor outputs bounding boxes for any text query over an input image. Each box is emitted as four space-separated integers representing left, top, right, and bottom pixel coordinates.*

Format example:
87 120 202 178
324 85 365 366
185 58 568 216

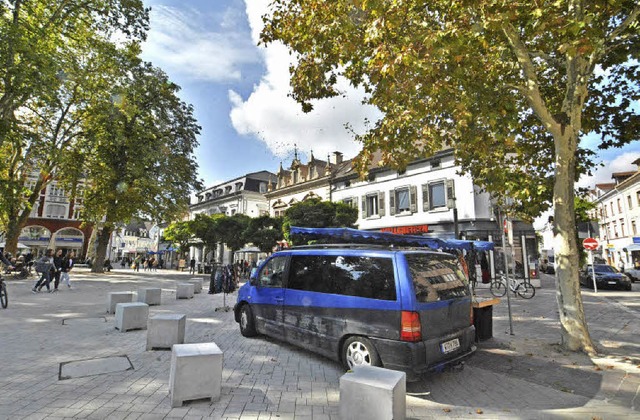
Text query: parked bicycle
490 274 535 299
0 275 8 308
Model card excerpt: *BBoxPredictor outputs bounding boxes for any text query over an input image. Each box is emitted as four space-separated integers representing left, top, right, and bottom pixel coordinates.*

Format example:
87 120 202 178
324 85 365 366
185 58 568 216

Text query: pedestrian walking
189 257 196 275
60 251 74 288
52 249 64 292
33 249 54 293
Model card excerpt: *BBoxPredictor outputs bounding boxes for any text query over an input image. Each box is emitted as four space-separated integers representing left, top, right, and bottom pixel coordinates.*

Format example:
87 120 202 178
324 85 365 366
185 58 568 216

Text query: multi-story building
591 159 640 269
10 176 92 258
265 151 347 216
264 148 537 281
189 170 277 265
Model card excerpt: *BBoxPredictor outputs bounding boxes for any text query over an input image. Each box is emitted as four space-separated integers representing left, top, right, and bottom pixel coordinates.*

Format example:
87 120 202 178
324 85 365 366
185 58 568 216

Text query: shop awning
624 243 640 252
289 226 494 251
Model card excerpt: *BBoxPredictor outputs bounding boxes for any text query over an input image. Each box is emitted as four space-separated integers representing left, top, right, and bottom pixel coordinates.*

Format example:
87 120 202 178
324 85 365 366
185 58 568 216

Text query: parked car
540 256 556 274
624 267 640 283
234 245 476 380
579 264 632 291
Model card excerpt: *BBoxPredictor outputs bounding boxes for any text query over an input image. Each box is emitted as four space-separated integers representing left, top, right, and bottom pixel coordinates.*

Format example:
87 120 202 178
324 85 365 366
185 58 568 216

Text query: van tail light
401 311 422 342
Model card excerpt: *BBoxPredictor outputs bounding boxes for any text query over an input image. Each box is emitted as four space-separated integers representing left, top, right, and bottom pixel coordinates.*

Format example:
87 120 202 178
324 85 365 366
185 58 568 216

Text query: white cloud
142 5 260 82
230 0 382 160
578 151 640 189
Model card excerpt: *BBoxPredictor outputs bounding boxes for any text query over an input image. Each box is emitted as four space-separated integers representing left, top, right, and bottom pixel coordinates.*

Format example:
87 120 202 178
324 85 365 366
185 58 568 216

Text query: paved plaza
0 268 639 419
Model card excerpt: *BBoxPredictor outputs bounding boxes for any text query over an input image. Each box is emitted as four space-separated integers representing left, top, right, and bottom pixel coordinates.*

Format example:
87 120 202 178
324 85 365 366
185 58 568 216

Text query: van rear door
403 253 472 341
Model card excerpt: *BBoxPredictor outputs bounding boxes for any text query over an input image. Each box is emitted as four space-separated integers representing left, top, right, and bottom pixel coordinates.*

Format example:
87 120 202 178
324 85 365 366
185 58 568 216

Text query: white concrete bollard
188 278 203 294
107 292 134 314
114 302 149 332
169 342 223 407
138 287 162 305
339 365 406 420
146 314 186 350
176 283 195 299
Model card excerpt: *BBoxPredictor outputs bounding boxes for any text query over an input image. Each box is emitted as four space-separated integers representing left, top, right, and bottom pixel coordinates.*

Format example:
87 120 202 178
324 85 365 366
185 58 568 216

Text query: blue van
234 245 476 379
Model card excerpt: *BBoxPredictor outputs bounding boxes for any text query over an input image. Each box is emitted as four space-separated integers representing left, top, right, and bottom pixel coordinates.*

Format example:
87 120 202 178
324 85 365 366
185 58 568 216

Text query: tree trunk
91 225 112 273
554 130 595 355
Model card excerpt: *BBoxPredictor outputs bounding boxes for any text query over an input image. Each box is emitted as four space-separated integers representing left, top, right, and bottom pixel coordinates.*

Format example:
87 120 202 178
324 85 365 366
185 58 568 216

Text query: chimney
332 151 343 165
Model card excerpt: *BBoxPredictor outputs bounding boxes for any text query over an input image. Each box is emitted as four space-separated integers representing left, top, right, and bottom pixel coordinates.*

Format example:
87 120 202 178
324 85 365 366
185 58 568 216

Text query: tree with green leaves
163 220 195 258
0 1 148 149
0 36 136 254
216 214 252 254
81 61 202 272
262 1 640 354
244 215 284 253
284 199 358 244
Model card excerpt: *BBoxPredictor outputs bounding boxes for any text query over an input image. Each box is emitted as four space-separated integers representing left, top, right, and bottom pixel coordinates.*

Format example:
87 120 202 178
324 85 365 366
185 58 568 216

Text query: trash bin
472 298 500 341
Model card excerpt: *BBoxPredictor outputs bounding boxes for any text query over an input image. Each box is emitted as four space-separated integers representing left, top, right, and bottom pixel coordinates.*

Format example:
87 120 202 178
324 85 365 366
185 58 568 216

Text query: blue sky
141 0 639 191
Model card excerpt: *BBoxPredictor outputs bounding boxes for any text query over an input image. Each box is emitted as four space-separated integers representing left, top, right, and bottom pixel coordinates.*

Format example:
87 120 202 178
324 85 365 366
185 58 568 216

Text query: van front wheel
342 336 381 370
239 304 257 337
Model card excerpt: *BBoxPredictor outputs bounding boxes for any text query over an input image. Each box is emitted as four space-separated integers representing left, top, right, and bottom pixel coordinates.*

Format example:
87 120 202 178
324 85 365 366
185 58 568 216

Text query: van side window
406 254 469 302
259 256 287 288
288 255 396 301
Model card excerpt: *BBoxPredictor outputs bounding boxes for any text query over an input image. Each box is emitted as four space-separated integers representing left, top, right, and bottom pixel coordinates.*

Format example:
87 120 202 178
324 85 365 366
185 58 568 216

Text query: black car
579 264 632 291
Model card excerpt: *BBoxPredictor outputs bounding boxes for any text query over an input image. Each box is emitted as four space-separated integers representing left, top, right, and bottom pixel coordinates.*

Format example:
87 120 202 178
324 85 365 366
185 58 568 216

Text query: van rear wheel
342 336 381 370
239 304 257 337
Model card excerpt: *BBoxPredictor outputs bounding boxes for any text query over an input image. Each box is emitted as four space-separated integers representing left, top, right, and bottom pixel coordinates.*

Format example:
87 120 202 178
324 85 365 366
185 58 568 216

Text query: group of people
31 249 75 293
128 255 161 272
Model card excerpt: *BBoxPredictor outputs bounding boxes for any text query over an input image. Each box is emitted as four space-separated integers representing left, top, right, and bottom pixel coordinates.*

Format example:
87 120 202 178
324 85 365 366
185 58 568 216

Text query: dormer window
293 171 298 183
225 186 232 194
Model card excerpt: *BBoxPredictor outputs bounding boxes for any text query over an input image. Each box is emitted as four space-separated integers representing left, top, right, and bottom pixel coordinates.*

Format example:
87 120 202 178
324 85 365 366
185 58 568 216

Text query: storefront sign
380 225 429 235
634 237 640 244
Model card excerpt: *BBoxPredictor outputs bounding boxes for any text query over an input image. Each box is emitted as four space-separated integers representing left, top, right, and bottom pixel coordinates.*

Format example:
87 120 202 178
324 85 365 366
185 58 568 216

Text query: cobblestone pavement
0 268 638 419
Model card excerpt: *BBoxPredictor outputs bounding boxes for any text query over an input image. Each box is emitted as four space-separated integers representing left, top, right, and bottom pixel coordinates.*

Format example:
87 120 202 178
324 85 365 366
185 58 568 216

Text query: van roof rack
290 243 392 250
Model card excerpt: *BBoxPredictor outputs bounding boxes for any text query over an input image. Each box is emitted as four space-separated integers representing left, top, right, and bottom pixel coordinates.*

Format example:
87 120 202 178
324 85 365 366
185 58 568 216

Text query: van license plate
608 281 616 285
441 338 460 354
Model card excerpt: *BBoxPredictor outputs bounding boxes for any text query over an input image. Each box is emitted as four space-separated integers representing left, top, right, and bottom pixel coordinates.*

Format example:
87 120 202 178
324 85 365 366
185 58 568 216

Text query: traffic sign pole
590 250 597 293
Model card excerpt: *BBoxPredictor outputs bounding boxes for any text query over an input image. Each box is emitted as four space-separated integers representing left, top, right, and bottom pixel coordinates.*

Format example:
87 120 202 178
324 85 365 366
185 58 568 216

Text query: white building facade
189 171 277 266
591 160 640 269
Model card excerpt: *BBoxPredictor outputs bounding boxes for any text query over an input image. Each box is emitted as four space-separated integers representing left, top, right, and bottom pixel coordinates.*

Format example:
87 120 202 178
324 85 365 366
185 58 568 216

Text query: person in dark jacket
33 249 54 293
52 249 64 292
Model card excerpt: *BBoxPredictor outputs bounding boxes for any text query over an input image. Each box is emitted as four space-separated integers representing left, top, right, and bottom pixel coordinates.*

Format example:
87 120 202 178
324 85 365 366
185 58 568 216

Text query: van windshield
405 254 469 302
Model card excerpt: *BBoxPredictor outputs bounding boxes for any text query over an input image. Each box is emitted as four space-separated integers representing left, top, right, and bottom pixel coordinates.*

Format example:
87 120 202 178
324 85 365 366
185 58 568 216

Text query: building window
617 198 622 212
293 171 298 183
259 182 267 193
46 204 66 218
342 197 357 209
628 195 633 209
610 202 614 216
637 190 640 207
620 219 625 237
390 186 417 215
431 159 440 169
632 220 637 236
422 179 454 211
361 192 385 218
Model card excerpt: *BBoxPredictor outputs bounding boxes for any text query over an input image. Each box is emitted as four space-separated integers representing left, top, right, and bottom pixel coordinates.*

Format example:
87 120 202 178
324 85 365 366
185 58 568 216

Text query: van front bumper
370 326 476 380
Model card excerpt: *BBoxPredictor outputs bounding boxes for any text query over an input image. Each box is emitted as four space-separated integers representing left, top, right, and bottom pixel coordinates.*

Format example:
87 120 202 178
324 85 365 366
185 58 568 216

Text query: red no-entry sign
583 237 599 251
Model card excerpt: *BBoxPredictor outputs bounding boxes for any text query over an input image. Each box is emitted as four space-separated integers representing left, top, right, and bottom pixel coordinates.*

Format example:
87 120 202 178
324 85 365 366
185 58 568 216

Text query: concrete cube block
138 287 162 305
176 283 195 299
339 365 406 420
147 314 186 350
169 342 223 407
115 302 149 332
188 278 203 294
107 292 134 314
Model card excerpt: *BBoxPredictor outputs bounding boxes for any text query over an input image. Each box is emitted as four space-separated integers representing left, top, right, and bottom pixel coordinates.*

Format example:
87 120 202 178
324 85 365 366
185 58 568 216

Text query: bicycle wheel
490 280 506 297
0 282 7 308
516 282 535 299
